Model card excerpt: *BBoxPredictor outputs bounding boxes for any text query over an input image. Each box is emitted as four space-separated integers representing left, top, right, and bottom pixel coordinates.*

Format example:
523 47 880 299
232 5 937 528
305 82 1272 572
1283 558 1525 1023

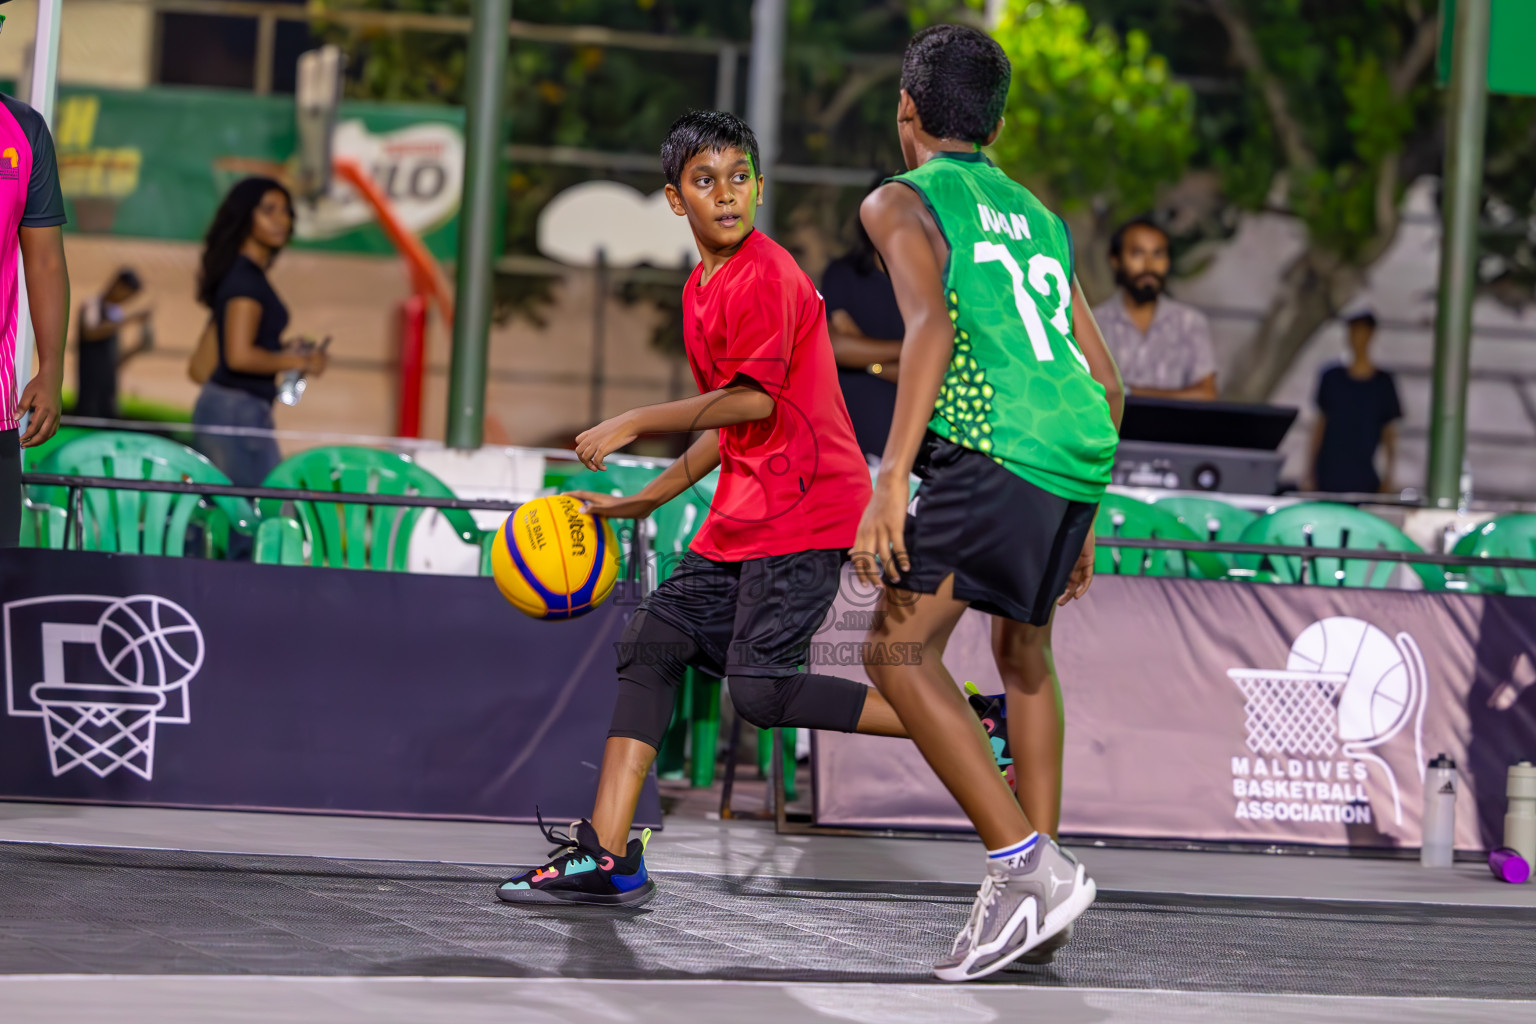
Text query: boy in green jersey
853 25 1125 981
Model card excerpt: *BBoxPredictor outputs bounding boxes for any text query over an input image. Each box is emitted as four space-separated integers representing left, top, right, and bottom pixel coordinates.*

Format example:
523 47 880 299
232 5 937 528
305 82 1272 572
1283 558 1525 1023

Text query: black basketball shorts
888 432 1098 625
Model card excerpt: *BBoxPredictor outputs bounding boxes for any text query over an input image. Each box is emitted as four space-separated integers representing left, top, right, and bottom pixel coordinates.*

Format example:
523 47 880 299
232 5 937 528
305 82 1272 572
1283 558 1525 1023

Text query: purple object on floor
1489 848 1531 884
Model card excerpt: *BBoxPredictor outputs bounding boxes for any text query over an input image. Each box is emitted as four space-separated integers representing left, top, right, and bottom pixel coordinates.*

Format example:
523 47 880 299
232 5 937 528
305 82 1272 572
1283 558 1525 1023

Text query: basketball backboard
295 44 344 202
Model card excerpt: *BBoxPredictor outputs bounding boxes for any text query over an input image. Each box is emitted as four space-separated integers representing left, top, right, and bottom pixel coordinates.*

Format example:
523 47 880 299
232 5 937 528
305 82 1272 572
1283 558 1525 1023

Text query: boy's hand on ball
1057 529 1095 606
575 414 639 470
567 490 657 520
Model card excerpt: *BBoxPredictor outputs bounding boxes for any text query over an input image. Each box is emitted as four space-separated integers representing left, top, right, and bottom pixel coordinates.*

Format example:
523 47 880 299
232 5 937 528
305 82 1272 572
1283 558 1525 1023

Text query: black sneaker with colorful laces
965 681 1015 792
496 815 655 906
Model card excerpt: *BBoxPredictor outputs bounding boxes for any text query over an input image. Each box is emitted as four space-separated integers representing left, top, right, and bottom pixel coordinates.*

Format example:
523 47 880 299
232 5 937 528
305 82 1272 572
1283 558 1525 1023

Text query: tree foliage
988 0 1195 299
1082 0 1536 399
316 0 986 332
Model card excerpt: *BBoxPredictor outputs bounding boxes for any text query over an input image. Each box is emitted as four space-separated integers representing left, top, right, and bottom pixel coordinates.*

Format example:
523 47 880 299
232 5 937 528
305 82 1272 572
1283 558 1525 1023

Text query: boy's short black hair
900 24 1011 145
1346 311 1378 330
1109 217 1170 259
660 111 761 188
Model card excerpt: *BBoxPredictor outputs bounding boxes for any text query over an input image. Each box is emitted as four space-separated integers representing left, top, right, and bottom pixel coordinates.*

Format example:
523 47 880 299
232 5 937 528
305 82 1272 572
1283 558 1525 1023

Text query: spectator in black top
1307 311 1401 494
192 177 326 487
75 268 152 420
822 183 905 460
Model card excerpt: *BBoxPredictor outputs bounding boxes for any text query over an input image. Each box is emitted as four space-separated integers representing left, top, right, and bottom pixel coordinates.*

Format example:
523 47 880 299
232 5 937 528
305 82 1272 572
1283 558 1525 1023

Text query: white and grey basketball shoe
934 838 1095 982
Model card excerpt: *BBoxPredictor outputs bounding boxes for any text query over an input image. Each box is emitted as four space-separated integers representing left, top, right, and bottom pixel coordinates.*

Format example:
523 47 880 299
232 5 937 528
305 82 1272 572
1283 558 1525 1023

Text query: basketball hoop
295 44 343 203
30 682 167 781
1227 669 1345 758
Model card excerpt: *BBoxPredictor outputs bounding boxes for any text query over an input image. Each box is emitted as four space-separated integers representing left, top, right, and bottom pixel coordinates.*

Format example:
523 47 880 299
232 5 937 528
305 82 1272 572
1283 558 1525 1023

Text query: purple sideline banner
812 569 1536 851
0 550 662 827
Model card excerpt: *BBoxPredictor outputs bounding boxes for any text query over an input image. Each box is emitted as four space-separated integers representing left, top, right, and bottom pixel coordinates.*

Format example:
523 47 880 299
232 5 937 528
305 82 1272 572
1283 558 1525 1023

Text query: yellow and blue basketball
491 495 620 620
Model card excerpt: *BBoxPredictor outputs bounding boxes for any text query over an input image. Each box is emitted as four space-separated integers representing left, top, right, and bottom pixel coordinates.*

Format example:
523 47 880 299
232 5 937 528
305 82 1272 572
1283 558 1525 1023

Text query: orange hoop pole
332 157 456 325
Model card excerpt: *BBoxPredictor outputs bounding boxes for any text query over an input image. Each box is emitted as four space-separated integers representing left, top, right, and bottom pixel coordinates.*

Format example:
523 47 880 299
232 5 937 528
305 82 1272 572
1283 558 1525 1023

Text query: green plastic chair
255 446 488 571
648 469 717 582
31 431 253 557
560 464 666 580
19 500 66 549
1236 502 1445 590
1094 494 1227 579
542 458 592 493
1450 514 1536 596
20 425 92 472
1152 495 1260 571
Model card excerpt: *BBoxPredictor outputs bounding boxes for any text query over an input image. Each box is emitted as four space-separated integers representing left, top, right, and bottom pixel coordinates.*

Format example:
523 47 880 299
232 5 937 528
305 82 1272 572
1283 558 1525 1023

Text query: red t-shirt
683 230 871 561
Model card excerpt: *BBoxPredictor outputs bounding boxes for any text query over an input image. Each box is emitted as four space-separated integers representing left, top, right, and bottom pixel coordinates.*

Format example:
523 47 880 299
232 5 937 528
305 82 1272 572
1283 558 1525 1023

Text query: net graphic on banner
1228 617 1427 826
4 595 204 780
1229 671 1345 758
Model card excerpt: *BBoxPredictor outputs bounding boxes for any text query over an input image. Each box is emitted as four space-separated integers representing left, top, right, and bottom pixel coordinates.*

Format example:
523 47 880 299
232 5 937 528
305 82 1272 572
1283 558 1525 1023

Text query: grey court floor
2 802 1535 1023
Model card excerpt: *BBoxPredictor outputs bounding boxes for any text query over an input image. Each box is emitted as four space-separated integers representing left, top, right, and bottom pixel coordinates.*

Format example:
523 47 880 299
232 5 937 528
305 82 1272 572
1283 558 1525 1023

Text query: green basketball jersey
891 152 1118 502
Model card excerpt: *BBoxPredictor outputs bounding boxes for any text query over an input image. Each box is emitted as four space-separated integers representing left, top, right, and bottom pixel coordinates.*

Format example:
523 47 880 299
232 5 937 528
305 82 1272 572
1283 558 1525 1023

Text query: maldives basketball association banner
814 572 1536 852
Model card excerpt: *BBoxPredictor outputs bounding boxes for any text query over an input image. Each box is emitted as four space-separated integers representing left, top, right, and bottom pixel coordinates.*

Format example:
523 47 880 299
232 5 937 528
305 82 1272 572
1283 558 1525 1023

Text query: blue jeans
193 382 281 488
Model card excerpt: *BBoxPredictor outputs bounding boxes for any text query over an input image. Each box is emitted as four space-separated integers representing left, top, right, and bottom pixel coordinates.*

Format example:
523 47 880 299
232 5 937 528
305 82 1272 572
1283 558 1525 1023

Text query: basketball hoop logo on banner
1227 617 1428 828
4 595 205 781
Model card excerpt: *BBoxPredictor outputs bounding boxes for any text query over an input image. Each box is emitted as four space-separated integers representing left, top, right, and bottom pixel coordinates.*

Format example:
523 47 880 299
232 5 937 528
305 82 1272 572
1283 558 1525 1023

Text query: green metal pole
1426 0 1491 506
446 0 511 449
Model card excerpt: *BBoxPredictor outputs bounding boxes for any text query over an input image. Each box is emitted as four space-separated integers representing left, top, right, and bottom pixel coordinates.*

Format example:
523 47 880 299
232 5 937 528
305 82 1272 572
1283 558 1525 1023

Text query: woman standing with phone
192 176 327 486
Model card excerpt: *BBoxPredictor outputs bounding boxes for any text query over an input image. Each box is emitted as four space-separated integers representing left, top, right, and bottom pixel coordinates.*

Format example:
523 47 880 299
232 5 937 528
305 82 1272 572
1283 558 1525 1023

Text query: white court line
2 835 1527 910
0 976 1532 1004
1 835 1524 910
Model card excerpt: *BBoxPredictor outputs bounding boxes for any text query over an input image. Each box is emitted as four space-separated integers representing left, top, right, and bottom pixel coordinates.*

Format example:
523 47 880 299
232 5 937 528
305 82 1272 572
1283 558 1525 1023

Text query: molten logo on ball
491 496 620 620
4 595 205 780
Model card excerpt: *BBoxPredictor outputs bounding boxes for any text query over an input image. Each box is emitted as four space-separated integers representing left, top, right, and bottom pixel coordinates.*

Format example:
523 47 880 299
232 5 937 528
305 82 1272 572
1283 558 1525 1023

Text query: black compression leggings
0 430 19 548
608 610 870 749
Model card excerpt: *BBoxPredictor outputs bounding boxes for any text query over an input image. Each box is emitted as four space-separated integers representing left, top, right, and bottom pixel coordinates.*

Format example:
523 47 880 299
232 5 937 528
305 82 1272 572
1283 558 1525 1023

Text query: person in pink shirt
0 24 70 546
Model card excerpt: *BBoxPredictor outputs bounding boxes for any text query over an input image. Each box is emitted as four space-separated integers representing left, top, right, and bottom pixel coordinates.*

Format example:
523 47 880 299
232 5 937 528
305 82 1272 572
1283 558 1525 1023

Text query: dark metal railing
1090 534 1536 571
21 472 1536 578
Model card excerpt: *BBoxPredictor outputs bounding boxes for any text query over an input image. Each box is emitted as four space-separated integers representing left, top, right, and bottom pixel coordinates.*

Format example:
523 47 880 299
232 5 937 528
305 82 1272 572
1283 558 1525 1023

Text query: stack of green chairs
29 431 253 557
1236 502 1445 590
1449 514 1536 596
1094 494 1227 579
1152 495 1260 572
254 446 489 571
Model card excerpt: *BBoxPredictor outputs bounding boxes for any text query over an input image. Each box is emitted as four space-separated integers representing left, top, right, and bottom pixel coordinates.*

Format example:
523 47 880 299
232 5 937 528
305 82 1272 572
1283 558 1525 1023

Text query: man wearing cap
1307 311 1401 494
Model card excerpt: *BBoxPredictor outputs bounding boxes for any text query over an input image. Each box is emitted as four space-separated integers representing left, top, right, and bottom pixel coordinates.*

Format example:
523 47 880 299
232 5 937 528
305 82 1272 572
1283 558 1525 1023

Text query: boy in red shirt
497 111 909 906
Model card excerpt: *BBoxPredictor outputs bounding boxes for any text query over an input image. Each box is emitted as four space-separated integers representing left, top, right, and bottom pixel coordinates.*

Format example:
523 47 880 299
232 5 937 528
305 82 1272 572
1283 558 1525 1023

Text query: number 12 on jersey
973 242 1089 371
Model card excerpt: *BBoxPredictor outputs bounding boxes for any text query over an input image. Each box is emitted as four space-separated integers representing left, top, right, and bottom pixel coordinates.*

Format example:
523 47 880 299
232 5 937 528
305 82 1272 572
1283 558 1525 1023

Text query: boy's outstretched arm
569 429 721 519
574 382 772 471
852 183 955 584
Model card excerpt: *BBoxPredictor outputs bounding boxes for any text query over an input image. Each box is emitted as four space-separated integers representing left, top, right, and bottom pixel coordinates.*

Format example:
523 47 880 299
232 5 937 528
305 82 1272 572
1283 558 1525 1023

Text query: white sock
986 832 1039 870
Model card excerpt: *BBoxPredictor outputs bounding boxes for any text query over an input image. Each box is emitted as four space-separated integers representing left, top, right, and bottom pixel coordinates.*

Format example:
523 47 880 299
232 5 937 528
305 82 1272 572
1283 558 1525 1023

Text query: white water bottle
1421 754 1458 868
277 368 308 407
1506 762 1536 872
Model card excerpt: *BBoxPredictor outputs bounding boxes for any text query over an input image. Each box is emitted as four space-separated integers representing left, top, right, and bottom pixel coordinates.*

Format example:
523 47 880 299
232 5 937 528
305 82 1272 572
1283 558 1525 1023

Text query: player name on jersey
977 204 1033 241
